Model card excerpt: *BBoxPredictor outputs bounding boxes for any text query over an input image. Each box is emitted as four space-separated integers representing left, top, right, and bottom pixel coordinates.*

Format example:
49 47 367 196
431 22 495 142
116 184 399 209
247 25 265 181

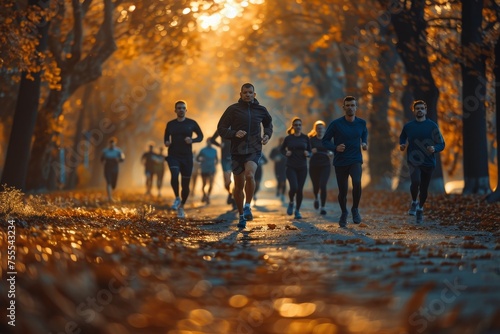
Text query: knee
244 170 255 181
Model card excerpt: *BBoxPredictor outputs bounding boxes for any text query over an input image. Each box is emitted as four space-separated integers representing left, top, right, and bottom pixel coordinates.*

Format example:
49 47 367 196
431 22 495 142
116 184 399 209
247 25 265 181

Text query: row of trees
230 0 499 197
1 0 499 201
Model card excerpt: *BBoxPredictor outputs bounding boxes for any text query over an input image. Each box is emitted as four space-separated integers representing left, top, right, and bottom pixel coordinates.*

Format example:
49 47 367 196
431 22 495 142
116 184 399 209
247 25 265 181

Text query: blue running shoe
287 202 294 215
243 205 253 221
237 215 246 228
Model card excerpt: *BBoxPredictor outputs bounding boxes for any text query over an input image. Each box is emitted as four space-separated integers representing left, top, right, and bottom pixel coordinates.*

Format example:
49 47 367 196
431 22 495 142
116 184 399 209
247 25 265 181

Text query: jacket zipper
246 103 251 154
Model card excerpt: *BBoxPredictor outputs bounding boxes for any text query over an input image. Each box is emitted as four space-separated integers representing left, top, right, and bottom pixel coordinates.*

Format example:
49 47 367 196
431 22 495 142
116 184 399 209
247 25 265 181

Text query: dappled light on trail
0 189 499 333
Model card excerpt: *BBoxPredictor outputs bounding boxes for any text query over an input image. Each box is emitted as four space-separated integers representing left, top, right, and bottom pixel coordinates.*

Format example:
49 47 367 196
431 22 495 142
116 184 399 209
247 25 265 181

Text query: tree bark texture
461 0 490 195
0 0 50 191
388 0 445 193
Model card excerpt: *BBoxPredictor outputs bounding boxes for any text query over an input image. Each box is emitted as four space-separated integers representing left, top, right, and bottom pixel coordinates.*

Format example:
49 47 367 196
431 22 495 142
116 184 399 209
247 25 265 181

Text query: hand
327 150 334 157
336 143 346 152
304 150 309 157
399 144 406 151
261 135 269 145
311 148 318 154
285 150 292 157
184 137 192 144
361 143 368 151
235 130 247 138
426 145 435 153
164 141 171 147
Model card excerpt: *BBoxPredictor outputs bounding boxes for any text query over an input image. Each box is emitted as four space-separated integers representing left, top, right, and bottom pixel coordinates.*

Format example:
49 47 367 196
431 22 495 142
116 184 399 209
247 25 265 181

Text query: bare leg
106 184 113 201
233 173 245 215
243 161 257 206
223 170 232 194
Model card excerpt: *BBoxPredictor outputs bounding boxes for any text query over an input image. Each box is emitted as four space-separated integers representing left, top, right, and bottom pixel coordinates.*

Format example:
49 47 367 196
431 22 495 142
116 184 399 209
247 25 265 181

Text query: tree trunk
396 86 414 191
367 27 398 190
25 81 70 190
25 0 116 191
486 36 500 203
304 49 344 123
390 0 445 193
65 84 93 189
0 0 50 191
461 0 490 195
339 8 361 98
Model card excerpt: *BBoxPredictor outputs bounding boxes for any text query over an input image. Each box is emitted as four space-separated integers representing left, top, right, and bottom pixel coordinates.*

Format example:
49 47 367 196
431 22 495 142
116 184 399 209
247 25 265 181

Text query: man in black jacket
217 83 273 228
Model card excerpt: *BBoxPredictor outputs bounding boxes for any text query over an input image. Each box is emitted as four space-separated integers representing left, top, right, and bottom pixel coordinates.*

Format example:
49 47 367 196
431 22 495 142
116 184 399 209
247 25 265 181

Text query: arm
210 130 221 147
191 121 204 143
432 126 445 153
280 137 288 156
305 136 312 157
164 123 171 146
361 124 368 150
322 122 337 152
399 126 407 151
217 108 237 139
262 109 273 143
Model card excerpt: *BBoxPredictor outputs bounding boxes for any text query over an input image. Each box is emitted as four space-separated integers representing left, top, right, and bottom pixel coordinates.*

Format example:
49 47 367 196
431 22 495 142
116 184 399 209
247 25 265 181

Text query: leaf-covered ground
0 189 499 334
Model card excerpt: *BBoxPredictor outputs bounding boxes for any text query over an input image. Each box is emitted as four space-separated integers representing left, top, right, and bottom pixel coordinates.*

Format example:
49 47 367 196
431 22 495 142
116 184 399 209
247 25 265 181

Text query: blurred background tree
1 0 499 200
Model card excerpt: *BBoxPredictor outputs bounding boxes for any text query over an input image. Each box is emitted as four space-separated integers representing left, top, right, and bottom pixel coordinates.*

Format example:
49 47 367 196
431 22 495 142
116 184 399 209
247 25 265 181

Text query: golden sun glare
192 0 265 31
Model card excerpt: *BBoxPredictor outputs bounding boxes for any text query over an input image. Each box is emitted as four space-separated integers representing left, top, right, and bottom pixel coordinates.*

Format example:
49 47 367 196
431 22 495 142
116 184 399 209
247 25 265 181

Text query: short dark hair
343 96 356 105
412 100 427 110
241 83 255 92
175 100 187 108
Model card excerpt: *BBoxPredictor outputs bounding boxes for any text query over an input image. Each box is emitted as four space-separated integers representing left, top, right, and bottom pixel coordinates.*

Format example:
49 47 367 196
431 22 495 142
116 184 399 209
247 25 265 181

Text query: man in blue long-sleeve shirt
399 100 445 223
323 96 368 227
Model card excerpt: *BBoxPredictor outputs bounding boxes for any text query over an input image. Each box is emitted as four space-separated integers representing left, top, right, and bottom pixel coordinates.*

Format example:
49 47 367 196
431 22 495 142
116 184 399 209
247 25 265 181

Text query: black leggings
335 163 362 213
170 167 191 205
409 164 435 208
309 164 331 207
286 166 308 211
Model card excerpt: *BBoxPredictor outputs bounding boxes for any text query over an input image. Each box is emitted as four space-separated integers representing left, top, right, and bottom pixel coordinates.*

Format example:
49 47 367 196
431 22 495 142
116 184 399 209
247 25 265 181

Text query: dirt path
2 189 499 334
184 190 500 333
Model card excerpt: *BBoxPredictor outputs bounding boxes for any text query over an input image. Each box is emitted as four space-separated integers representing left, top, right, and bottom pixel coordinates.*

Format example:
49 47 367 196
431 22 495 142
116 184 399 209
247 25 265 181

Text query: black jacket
217 98 273 155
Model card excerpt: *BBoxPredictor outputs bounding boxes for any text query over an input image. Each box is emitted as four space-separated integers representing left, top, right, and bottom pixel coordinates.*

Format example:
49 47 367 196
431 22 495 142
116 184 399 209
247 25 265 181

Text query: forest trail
1 188 499 334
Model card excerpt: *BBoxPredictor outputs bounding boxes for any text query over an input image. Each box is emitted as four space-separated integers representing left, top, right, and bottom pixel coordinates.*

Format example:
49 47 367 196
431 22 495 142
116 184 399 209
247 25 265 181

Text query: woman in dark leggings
308 120 333 215
280 117 311 219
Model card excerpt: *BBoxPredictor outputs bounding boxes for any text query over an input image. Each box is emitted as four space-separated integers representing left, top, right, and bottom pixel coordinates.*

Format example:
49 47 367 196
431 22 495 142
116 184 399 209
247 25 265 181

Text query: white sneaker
171 197 181 210
177 207 185 218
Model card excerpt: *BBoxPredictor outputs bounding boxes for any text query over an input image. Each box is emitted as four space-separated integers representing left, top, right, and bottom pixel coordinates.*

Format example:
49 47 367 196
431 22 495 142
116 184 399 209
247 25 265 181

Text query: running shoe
237 215 246 228
171 197 181 210
408 201 418 216
243 205 253 221
416 207 423 223
351 208 361 224
339 212 348 227
177 207 185 218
